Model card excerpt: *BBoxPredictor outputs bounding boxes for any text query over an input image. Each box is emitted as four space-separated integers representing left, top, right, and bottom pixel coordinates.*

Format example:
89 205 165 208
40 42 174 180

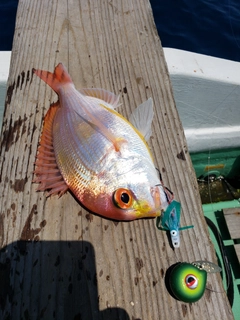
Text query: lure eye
171 230 177 237
185 274 198 289
113 188 133 209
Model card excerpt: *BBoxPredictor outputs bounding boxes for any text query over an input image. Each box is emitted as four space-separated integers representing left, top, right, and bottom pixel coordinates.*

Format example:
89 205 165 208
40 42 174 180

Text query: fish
33 63 171 220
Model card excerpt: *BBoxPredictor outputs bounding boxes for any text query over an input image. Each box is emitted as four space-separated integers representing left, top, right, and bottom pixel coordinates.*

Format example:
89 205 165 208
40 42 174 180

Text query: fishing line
207 149 213 204
205 216 234 304
205 286 227 294
201 118 234 304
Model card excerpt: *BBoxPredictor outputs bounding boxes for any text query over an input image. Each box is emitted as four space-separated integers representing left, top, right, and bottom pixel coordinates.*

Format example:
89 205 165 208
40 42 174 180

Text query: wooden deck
224 207 240 263
0 1 233 319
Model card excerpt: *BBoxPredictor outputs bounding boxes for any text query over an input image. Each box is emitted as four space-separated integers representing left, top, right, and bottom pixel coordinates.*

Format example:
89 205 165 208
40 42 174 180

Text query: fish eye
113 188 133 209
121 192 130 203
185 274 198 289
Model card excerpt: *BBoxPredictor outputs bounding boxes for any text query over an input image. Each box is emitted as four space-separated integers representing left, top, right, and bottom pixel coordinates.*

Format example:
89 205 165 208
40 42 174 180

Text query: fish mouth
154 184 173 212
133 199 161 219
147 184 171 217
151 185 161 213
146 208 161 217
135 187 162 218
133 185 167 219
135 207 161 219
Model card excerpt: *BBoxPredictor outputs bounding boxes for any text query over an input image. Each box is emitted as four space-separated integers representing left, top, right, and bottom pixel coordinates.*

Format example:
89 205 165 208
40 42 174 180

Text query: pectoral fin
129 98 154 141
72 92 125 152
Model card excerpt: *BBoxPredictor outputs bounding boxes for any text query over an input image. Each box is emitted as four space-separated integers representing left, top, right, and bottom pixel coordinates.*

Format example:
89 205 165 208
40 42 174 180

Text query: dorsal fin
129 98 154 141
79 88 120 109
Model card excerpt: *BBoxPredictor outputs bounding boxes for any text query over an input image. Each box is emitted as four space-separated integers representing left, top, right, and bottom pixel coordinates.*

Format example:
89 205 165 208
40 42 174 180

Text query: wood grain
224 207 240 239
0 0 233 319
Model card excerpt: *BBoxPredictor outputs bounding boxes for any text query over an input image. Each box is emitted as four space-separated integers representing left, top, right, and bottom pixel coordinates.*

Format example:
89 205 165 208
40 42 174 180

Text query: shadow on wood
0 240 130 320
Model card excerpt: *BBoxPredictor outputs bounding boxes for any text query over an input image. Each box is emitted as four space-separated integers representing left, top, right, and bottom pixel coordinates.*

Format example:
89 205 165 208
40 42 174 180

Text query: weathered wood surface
0 1 233 319
234 244 240 264
224 207 240 239
224 207 240 264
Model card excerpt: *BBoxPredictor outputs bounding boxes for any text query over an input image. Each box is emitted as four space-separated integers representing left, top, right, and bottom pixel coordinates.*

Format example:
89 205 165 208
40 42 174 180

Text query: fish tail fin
33 63 73 93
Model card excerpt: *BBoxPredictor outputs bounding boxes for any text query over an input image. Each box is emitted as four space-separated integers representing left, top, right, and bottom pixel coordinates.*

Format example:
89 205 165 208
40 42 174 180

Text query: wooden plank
234 244 240 263
224 207 240 239
0 0 233 319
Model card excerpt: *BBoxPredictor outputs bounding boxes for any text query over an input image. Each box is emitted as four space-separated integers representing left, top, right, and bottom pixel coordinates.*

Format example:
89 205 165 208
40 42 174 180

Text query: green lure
169 261 221 302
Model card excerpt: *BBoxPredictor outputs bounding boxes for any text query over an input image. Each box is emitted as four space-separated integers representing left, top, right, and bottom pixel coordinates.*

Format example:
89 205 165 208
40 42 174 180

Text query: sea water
150 0 240 62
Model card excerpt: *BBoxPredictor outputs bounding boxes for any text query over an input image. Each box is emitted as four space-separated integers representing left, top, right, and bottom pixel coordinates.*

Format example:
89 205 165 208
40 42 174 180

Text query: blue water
0 0 240 62
0 0 18 51
150 0 240 62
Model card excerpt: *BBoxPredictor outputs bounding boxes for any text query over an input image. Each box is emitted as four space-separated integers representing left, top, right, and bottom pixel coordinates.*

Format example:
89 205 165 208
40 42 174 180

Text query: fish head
114 186 160 220
83 183 169 221
115 183 170 220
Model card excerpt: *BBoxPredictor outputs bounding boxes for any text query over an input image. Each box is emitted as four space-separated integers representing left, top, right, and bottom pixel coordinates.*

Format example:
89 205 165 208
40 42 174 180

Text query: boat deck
203 201 240 319
224 207 240 263
0 1 233 319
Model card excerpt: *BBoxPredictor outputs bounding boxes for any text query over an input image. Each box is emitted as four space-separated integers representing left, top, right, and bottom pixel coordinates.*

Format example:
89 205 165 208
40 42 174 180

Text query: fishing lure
156 200 193 248
169 261 222 302
33 63 172 220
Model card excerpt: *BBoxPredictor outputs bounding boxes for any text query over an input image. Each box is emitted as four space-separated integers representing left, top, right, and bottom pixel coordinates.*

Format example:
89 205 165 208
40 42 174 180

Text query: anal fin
33 101 68 197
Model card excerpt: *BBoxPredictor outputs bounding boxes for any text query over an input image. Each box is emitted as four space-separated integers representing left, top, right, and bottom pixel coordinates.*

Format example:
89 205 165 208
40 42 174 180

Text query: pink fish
33 63 171 220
